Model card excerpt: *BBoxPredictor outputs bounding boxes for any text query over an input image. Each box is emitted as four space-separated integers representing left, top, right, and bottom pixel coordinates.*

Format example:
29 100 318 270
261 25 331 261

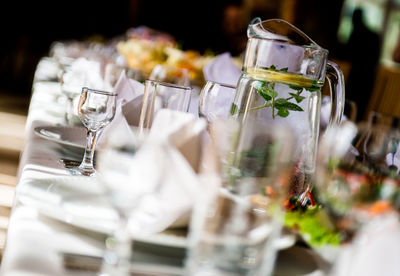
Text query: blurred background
0 0 399 117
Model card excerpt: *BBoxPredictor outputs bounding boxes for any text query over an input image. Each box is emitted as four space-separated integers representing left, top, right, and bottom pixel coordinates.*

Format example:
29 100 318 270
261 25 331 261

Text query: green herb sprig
230 65 319 118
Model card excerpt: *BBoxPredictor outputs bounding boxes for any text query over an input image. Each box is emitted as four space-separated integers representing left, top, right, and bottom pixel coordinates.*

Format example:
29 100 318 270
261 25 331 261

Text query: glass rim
82 87 117 96
248 36 329 54
205 80 236 89
145 79 192 90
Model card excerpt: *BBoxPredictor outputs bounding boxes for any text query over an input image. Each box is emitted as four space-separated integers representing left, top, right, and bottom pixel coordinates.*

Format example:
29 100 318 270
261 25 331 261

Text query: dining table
1 56 400 276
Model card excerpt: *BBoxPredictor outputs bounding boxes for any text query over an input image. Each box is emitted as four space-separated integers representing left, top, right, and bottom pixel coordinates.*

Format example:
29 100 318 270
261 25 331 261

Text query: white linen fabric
127 110 207 234
202 52 241 86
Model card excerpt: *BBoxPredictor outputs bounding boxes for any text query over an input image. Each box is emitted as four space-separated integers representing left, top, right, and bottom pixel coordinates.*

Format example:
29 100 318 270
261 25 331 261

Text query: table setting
2 18 400 276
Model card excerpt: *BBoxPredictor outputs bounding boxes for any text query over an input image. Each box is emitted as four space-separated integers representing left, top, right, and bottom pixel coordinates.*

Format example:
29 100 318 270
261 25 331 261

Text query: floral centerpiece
116 26 214 85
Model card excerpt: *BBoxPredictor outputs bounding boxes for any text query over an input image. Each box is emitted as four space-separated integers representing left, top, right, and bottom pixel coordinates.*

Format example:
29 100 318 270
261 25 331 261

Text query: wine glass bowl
78 87 117 130
139 80 192 130
198 81 236 122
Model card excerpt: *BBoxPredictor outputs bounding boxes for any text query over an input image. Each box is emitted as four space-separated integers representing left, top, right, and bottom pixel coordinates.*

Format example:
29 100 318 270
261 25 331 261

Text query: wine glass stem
79 129 99 174
101 215 132 276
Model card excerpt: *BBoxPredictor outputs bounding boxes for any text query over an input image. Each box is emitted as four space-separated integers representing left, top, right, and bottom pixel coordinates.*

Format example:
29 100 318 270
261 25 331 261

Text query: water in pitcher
231 66 324 196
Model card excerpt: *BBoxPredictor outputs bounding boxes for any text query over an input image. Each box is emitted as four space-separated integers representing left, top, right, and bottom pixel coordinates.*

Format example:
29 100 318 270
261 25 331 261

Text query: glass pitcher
230 18 345 201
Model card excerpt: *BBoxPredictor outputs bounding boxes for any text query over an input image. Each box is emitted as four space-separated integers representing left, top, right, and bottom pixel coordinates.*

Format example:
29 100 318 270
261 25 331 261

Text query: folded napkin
98 70 144 145
203 52 241 86
149 109 207 173
126 109 207 234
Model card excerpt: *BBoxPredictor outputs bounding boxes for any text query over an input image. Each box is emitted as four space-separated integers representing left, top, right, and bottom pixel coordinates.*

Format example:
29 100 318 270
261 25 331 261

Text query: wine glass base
67 166 97 177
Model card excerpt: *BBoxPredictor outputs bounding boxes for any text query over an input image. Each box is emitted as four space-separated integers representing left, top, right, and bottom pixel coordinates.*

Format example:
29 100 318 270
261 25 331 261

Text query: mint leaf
289 92 305 103
255 82 277 102
230 103 239 115
277 108 289 117
305 80 320 92
275 98 304 111
305 86 319 92
289 85 303 91
268 65 288 72
260 86 277 101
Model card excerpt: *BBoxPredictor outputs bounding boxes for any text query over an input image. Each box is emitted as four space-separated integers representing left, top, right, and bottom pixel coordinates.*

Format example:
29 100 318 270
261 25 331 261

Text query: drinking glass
96 127 151 276
138 80 192 129
69 87 117 176
186 119 295 276
198 81 236 122
309 120 400 275
150 64 191 86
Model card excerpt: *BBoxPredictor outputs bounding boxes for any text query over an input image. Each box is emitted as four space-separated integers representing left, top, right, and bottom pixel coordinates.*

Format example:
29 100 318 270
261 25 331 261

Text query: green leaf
277 108 289 117
279 67 288 72
269 65 276 70
256 82 278 102
275 98 304 111
305 86 319 92
289 92 306 103
289 85 303 91
230 103 239 115
305 80 320 92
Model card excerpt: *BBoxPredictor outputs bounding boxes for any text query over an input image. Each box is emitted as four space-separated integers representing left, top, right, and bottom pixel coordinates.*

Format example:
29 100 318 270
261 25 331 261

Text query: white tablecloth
1 57 400 276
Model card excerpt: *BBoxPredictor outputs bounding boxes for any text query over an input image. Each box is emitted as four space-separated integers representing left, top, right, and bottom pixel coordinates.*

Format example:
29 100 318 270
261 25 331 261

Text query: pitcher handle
326 61 345 126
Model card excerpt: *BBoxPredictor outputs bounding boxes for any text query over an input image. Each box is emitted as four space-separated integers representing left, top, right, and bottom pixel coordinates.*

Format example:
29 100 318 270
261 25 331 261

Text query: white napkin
203 52 241 86
114 69 144 103
98 71 144 145
149 109 207 173
126 109 207 234
64 57 105 90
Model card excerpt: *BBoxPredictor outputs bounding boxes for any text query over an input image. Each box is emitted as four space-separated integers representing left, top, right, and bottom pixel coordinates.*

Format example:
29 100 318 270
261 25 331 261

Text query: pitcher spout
247 18 319 48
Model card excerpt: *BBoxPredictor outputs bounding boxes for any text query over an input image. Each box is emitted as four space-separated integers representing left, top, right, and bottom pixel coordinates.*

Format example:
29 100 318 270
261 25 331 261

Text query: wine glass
138 80 192 130
96 127 163 276
185 118 296 276
69 87 117 176
149 64 190 86
307 121 400 275
198 80 236 122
